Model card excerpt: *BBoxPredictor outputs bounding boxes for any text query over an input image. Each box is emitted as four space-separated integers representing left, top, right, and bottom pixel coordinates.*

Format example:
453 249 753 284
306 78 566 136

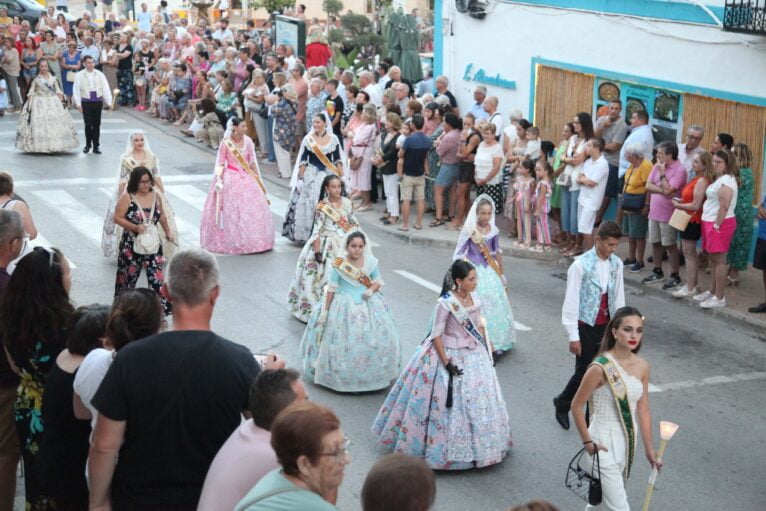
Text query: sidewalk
121 108 766 333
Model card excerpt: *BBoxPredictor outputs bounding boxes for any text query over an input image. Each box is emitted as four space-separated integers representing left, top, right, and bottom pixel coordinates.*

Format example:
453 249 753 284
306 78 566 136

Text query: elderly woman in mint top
235 403 348 511
726 143 755 285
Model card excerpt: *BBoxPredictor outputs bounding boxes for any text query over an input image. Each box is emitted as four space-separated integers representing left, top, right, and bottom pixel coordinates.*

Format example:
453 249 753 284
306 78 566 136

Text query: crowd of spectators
0 231 572 509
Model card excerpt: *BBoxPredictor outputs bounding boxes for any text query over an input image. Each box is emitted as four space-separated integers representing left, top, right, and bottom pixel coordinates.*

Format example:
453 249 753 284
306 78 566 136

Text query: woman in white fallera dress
101 131 178 260
572 307 663 511
287 174 358 322
282 114 344 244
15 60 78 153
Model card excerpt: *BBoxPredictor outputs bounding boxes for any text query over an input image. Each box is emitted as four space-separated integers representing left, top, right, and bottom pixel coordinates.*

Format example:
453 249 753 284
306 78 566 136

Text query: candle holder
641 421 679 511
110 89 120 111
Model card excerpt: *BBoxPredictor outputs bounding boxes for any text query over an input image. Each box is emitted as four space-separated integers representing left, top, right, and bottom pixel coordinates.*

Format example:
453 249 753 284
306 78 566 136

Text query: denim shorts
435 163 460 187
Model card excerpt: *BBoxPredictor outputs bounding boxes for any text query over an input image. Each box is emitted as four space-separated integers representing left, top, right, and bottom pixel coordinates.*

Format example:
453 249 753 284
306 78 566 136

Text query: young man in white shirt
73 55 112 154
577 138 610 251
554 221 625 430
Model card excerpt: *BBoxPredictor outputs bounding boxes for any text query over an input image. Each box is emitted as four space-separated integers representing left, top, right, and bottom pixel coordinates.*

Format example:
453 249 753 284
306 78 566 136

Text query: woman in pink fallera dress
200 117 275 254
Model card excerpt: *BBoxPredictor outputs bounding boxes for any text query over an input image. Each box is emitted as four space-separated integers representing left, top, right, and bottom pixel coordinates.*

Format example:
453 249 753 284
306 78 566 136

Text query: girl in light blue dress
300 230 401 392
453 194 516 356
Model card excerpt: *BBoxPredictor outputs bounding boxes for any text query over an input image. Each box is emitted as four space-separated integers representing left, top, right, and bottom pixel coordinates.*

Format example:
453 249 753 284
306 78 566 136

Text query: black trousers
558 322 607 409
82 100 103 148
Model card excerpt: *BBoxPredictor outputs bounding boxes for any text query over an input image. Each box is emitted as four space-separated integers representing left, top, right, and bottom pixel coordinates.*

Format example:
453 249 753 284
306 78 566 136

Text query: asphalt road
3 111 765 511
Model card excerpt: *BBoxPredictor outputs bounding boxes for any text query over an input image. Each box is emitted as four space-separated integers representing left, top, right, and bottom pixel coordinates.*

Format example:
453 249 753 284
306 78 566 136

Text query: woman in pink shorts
696 150 739 309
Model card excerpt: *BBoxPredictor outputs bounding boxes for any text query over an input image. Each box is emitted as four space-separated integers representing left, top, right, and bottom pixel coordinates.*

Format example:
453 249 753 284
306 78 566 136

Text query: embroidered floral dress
373 292 511 470
114 197 171 315
454 228 516 352
287 197 357 322
200 135 275 254
300 258 401 392
11 338 65 510
282 134 343 243
15 75 79 153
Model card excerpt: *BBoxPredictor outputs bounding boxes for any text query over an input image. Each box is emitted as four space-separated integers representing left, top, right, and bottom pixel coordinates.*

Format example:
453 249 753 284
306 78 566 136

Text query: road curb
621 275 766 333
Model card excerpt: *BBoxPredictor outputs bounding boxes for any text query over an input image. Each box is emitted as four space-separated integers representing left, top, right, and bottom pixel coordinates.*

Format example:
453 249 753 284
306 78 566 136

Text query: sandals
429 218 446 227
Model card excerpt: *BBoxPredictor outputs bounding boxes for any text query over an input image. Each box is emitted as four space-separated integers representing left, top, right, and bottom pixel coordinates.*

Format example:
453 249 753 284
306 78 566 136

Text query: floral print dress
300 260 401 392
287 197 357 322
727 167 754 271
114 197 171 315
425 124 444 212
12 338 64 510
373 292 512 470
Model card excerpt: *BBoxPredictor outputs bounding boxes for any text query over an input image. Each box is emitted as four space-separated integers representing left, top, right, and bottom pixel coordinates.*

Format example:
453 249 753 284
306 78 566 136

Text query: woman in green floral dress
0 247 73 511
727 143 755 283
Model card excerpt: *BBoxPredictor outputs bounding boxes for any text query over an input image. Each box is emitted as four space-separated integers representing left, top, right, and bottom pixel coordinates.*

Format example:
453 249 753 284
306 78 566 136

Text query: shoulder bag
620 164 646 212
132 193 161 255
669 208 692 231
350 127 376 171
565 447 602 506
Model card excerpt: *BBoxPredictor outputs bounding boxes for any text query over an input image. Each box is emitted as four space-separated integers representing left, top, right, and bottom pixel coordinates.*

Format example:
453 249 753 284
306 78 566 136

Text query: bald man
483 96 503 141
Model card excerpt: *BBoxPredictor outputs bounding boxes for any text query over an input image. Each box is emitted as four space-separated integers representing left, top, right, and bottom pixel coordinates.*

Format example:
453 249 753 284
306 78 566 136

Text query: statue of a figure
192 0 215 24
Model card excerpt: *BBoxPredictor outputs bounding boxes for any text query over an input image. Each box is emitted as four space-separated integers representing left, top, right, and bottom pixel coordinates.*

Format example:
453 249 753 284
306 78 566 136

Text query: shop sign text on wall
463 64 517 90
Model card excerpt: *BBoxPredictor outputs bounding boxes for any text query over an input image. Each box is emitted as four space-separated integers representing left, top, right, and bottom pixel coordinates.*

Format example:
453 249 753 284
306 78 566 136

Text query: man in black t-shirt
88 249 284 511
325 79 345 147
398 115 431 231
434 75 458 112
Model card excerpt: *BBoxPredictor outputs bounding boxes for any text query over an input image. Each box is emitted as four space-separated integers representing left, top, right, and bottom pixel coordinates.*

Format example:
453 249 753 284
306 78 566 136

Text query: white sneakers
671 286 696 298
700 296 726 309
693 290 712 302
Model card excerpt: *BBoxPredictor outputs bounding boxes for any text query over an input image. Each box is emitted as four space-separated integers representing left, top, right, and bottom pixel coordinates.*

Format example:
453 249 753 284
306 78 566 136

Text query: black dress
38 363 91 510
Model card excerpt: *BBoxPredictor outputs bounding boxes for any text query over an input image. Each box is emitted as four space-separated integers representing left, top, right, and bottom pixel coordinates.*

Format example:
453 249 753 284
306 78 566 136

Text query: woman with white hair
619 142 653 273
384 65 413 97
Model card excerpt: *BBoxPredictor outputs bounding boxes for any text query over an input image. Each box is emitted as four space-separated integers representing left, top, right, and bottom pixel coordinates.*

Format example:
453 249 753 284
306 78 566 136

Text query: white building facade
435 0 766 200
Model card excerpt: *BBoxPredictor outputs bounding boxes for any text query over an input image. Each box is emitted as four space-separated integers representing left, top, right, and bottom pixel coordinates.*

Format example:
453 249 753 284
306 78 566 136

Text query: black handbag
620 193 646 212
620 164 646 212
565 447 602 506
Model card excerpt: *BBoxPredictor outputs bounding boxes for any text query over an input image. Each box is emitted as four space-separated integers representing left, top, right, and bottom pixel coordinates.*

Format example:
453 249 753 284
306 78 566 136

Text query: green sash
591 355 636 478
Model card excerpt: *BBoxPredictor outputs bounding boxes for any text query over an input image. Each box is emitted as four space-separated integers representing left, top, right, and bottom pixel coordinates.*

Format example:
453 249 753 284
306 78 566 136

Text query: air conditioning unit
455 0 489 20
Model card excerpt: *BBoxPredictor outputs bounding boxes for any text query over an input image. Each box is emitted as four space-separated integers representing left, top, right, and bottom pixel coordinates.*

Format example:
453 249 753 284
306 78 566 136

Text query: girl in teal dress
727 143 755 283
453 194 516 356
300 230 401 392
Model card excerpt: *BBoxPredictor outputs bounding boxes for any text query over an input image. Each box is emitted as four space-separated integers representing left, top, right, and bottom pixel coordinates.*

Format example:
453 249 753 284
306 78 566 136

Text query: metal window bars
724 1 766 35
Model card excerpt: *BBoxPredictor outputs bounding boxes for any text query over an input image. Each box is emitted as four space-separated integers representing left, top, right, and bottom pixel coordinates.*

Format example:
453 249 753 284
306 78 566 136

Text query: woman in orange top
671 151 715 298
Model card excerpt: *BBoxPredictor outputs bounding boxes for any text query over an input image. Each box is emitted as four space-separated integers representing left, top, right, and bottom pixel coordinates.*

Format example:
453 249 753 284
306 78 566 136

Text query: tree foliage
323 0 344 18
248 0 294 14
330 12 386 71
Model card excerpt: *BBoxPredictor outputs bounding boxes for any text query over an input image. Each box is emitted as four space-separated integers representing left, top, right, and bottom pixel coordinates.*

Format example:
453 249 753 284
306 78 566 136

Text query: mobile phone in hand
253 353 269 369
